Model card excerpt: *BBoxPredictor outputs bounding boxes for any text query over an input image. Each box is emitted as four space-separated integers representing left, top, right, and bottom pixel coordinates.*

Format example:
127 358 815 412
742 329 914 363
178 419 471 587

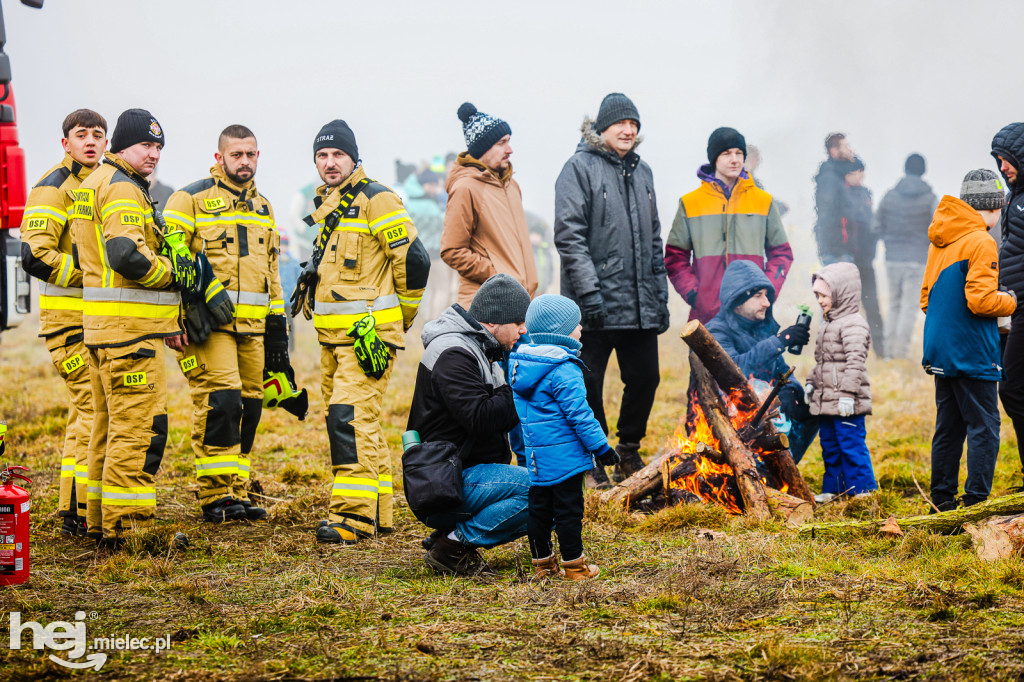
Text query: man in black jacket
554 92 670 489
993 123 1024 485
407 273 532 575
814 132 857 265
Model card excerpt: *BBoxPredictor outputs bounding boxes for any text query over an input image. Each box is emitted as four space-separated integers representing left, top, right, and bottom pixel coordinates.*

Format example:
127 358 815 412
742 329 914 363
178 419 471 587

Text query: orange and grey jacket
310 165 430 347
163 165 283 335
20 154 95 337
69 152 180 348
920 196 1016 380
665 166 792 324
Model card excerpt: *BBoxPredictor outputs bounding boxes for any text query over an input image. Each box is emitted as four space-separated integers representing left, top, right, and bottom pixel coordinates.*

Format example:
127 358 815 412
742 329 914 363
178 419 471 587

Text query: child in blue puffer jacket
509 295 619 581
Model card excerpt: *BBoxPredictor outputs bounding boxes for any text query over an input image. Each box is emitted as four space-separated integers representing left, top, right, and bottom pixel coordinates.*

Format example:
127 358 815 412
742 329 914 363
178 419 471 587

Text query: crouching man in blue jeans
407 274 532 575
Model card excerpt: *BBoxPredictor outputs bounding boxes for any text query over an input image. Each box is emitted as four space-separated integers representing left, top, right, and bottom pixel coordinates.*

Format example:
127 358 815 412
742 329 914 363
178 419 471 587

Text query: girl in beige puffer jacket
805 262 878 499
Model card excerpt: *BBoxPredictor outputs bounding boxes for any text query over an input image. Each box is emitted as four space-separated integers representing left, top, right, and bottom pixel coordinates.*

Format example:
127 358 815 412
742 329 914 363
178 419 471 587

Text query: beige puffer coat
807 262 872 417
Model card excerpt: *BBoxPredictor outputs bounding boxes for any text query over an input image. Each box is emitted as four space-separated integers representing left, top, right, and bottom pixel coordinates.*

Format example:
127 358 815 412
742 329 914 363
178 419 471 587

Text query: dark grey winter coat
874 175 938 265
554 118 669 331
992 122 1024 293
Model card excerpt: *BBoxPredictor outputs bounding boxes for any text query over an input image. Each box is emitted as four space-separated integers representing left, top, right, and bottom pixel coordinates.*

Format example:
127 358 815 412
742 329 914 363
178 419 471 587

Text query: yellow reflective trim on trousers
238 457 250 479
234 304 270 319
74 465 88 481
313 305 402 329
196 455 238 477
331 476 378 499
40 295 83 311
82 300 179 318
60 457 76 477
101 484 156 506
87 479 102 500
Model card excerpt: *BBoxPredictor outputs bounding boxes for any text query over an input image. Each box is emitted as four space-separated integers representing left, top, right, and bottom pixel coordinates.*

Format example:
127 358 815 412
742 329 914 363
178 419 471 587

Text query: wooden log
963 514 1024 560
748 432 789 453
689 351 770 520
598 452 671 506
798 492 1024 539
682 320 815 505
765 486 814 526
695 442 728 465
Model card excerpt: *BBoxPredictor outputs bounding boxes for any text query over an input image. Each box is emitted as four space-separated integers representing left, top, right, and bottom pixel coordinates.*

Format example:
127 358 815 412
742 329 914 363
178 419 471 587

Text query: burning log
798 492 1024 539
682 320 815 504
689 351 771 520
764 486 814 526
749 432 789 453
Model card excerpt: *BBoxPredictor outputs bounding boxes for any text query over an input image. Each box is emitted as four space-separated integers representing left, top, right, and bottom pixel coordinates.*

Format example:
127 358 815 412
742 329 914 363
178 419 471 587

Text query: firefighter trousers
85 339 168 539
46 330 93 523
177 331 264 507
320 344 395 536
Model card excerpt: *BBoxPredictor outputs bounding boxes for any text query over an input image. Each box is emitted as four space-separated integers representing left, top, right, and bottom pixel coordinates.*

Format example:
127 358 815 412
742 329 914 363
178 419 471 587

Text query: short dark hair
62 109 107 137
825 132 846 154
218 124 257 150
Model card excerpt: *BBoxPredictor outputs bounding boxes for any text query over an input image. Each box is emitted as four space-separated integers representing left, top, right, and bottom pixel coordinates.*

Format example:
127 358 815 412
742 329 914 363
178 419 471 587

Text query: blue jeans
502 333 531 467
818 415 877 495
426 464 529 549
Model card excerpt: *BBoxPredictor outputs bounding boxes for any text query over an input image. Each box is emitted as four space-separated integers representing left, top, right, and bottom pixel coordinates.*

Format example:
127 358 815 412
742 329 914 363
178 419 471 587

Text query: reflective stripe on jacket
311 166 429 347
70 153 179 348
163 165 283 334
20 154 95 337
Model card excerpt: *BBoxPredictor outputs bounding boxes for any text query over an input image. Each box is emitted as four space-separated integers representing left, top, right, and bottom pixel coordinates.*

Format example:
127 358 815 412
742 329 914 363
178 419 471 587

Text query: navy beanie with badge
313 119 358 162
526 294 582 350
458 102 511 160
111 108 164 152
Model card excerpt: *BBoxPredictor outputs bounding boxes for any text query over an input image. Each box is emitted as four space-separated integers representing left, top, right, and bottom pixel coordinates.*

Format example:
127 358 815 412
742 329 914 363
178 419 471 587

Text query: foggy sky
8 0 1022 243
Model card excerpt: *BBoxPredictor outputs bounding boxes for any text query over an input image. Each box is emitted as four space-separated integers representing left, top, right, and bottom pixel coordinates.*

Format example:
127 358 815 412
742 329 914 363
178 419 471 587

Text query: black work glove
264 314 290 373
289 260 318 320
777 382 806 421
778 324 810 347
196 253 234 326
579 291 606 330
596 444 620 467
657 302 671 335
183 301 214 345
684 290 697 307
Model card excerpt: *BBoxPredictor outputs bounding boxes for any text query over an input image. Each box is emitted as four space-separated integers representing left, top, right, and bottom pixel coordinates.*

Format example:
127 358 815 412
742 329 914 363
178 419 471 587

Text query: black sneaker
235 499 268 521
201 499 248 523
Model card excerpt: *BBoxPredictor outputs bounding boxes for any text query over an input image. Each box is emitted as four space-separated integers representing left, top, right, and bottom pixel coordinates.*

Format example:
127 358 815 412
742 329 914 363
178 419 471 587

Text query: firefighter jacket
69 152 180 348
163 165 284 334
20 154 96 337
310 166 430 348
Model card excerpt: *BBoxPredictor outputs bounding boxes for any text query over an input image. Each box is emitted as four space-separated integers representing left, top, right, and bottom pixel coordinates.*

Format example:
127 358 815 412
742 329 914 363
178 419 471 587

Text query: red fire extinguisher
0 463 31 586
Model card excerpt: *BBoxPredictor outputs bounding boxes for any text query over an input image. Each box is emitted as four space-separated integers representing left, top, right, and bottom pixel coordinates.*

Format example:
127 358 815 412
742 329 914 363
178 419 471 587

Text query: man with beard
814 132 857 265
163 125 288 523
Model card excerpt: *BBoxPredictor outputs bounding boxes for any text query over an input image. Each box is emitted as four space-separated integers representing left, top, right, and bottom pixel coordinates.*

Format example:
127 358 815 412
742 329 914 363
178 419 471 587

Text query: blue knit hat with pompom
458 102 511 160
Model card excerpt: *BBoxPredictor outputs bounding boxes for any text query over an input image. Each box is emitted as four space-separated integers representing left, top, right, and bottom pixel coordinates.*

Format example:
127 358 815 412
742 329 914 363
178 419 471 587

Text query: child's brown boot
562 555 599 581
532 554 562 579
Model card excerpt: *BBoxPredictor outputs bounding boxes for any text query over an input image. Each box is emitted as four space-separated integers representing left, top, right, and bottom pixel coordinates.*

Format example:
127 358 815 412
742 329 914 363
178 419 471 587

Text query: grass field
2 312 1024 681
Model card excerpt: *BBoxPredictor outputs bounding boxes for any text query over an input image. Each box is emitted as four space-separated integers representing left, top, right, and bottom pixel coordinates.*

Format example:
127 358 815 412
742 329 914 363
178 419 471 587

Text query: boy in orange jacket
921 169 1017 510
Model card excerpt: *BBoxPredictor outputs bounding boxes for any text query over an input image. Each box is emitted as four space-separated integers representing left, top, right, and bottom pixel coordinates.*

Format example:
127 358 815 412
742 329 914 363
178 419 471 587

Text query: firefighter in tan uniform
163 124 289 522
19 109 108 536
69 109 199 546
291 120 430 543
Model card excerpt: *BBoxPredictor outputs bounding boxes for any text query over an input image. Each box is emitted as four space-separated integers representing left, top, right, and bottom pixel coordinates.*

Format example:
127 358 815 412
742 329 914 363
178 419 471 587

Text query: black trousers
528 472 585 561
580 329 660 444
855 257 886 358
933 376 1001 507
1000 306 1024 472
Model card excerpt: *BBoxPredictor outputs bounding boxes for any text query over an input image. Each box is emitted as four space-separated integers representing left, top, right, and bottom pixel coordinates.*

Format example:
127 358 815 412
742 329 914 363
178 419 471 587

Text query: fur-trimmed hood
578 117 642 159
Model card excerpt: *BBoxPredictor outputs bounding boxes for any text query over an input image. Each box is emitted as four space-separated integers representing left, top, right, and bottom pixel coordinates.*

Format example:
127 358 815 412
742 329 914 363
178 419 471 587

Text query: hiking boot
612 442 644 483
562 555 599 581
424 536 493 576
316 521 372 545
532 554 562 580
928 499 958 514
585 465 612 491
171 532 191 550
201 498 248 523
422 527 447 550
236 499 268 521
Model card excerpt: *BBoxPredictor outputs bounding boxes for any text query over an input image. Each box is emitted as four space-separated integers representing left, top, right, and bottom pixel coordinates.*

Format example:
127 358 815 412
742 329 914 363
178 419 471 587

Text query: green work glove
346 314 390 380
162 228 200 297
197 253 234 326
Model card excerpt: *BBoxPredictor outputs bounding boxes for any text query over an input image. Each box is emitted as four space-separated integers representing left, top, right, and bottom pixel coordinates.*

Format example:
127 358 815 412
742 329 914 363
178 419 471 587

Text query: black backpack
402 441 465 522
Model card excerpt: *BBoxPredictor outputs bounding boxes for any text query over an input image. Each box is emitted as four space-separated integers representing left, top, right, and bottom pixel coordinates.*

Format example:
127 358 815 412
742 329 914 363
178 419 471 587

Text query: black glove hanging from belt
264 314 290 373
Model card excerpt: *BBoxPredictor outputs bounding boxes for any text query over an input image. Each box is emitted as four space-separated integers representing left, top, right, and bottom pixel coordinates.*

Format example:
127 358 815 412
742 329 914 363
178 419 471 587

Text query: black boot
422 527 448 550
424 536 493 576
612 442 645 483
585 465 612 491
236 499 268 521
202 498 248 523
60 515 80 537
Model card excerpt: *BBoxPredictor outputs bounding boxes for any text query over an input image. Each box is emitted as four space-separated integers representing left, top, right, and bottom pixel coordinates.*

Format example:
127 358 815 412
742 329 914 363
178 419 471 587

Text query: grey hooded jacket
554 118 669 330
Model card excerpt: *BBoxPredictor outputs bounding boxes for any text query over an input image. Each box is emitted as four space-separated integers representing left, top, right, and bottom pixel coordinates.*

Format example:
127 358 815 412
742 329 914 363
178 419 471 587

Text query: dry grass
2 309 1024 681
